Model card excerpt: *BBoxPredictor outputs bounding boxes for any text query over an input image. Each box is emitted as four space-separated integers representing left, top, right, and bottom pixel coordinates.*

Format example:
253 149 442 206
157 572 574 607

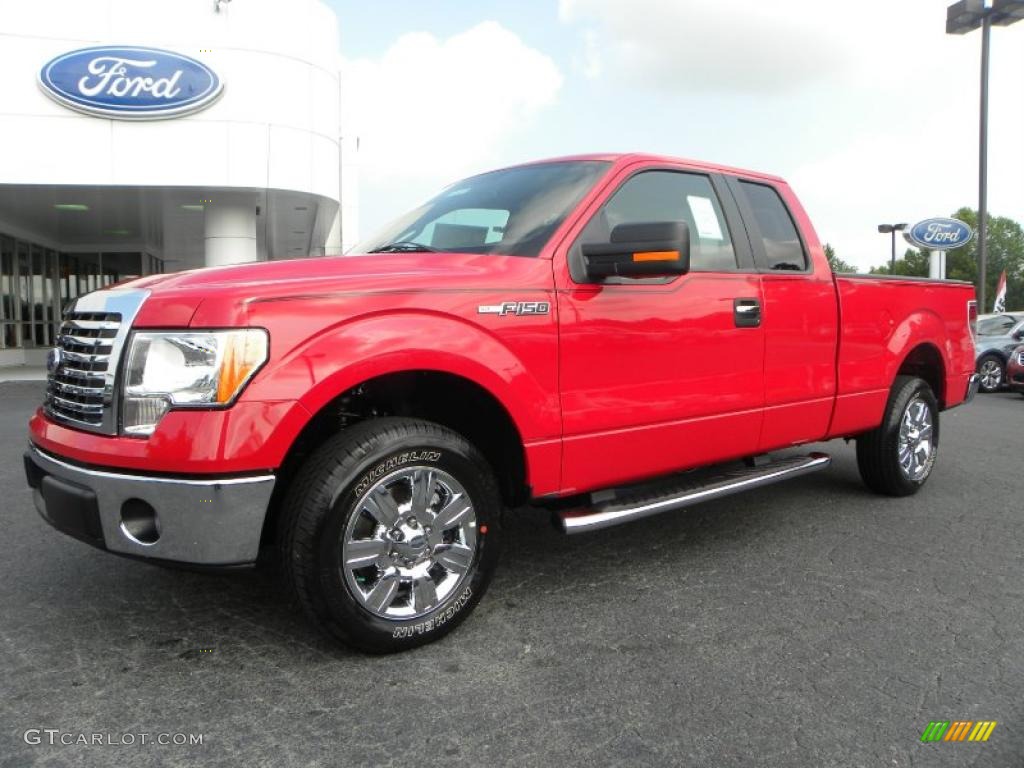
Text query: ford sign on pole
907 218 974 251
39 46 223 120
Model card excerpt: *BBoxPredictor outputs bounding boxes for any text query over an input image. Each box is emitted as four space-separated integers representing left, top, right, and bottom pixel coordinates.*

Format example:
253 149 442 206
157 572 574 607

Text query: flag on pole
992 270 1007 313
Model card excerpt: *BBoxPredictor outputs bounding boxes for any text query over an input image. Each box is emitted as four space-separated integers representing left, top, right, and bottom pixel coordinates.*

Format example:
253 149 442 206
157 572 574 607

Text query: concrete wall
0 0 341 203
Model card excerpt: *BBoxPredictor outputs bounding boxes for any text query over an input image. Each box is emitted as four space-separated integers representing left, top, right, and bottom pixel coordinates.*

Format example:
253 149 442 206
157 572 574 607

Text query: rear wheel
977 354 1004 392
278 418 501 653
856 376 939 497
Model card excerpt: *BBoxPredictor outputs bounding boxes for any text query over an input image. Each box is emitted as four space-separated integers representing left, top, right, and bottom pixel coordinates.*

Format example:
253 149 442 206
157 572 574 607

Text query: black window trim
567 166 757 284
726 175 812 276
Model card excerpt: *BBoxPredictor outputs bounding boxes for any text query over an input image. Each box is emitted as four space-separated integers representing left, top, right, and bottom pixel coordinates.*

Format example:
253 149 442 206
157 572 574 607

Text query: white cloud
342 21 563 191
559 0 858 92
561 0 1024 272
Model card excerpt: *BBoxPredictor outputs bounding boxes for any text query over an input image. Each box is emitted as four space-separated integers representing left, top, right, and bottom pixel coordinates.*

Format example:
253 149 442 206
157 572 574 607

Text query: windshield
354 161 610 257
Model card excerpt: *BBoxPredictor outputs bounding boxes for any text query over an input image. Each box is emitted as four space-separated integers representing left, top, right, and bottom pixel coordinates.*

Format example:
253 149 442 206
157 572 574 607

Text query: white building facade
0 0 357 366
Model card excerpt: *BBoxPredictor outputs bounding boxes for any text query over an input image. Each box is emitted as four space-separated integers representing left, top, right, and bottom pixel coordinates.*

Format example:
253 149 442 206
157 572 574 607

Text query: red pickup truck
25 154 979 652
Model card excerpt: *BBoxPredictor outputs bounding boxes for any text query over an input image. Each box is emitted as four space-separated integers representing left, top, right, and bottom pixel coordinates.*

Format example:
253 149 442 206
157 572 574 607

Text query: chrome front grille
42 288 150 435
45 313 121 427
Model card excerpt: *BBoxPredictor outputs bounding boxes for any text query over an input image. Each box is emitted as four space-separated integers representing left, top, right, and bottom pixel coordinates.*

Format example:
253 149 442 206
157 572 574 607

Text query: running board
556 453 831 534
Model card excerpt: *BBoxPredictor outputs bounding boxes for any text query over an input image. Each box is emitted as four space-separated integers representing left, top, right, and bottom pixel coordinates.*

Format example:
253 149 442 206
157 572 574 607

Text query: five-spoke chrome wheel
897 396 934 481
341 466 478 620
978 358 1003 391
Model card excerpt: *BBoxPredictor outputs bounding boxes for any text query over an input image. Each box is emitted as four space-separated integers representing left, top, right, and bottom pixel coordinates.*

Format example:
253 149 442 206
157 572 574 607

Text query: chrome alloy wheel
897 397 934 481
341 466 478 620
979 359 1002 390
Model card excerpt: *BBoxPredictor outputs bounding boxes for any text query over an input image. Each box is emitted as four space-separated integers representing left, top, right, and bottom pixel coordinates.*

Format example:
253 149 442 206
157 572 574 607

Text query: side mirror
1014 328 1024 341
581 221 691 281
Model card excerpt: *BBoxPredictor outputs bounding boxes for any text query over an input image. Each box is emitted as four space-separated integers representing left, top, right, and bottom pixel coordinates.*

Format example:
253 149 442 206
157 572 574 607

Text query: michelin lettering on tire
353 450 442 497
392 585 474 639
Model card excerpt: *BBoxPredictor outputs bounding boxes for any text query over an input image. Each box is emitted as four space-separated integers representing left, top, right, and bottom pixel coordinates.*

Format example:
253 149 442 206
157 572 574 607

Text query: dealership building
0 0 357 367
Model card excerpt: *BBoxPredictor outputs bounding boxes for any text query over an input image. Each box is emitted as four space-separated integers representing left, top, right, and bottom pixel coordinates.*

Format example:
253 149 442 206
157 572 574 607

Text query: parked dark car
975 312 1024 392
1006 345 1024 396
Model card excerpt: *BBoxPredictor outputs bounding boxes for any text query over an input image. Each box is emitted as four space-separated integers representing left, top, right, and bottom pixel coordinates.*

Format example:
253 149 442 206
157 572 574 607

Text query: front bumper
24 443 275 566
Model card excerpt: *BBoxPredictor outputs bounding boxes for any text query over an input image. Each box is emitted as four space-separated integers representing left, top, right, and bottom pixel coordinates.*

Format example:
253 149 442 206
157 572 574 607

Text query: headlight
121 329 268 436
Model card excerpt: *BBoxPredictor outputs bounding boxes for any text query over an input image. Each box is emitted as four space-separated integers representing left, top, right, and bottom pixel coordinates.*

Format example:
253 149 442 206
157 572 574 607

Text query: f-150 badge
478 301 550 316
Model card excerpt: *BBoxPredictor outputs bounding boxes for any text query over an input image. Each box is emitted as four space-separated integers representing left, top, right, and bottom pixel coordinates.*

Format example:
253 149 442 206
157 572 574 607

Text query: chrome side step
556 453 831 534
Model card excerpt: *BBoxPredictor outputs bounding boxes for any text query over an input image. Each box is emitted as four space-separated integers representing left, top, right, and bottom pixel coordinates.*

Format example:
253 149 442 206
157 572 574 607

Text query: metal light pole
947 0 1024 312
878 223 908 272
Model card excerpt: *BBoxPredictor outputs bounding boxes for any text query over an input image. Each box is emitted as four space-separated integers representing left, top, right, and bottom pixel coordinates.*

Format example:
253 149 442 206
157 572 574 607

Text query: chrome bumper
964 373 981 404
25 444 275 566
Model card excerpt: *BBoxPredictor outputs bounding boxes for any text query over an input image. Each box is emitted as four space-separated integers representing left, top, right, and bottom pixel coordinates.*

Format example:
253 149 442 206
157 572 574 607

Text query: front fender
244 309 560 446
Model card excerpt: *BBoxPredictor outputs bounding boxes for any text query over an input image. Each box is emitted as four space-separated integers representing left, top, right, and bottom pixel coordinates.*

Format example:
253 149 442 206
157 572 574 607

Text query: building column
204 193 258 267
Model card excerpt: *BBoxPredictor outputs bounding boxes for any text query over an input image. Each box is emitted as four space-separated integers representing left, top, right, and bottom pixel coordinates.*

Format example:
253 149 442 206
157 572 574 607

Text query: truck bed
828 273 976 438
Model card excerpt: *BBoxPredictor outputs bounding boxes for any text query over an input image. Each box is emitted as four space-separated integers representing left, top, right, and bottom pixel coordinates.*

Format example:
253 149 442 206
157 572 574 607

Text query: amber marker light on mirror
632 250 680 262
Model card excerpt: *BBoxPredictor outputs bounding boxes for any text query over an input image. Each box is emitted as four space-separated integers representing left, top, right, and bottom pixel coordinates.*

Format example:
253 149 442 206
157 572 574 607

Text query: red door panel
556 273 766 494
757 271 839 450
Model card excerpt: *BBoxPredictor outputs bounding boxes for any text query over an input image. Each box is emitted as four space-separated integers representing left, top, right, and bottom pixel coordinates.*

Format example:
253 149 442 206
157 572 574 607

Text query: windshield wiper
369 241 439 253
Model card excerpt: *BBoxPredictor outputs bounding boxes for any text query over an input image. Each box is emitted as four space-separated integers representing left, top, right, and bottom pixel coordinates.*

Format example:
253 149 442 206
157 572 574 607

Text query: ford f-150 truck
25 154 980 653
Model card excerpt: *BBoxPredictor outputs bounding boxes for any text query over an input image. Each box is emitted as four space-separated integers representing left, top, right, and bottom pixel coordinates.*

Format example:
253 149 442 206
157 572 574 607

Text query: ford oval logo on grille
907 218 973 250
46 347 62 374
38 46 223 119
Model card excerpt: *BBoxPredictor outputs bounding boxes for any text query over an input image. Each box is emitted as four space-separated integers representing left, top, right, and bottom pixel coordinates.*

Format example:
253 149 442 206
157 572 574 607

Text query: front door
554 164 766 494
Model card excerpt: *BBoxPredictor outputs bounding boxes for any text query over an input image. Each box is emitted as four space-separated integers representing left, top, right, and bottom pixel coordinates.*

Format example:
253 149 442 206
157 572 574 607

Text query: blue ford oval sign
39 46 223 119
907 218 973 250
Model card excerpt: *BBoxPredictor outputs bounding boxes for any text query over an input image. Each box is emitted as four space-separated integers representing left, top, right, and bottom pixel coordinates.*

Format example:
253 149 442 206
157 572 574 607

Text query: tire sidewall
886 379 940 493
313 429 500 651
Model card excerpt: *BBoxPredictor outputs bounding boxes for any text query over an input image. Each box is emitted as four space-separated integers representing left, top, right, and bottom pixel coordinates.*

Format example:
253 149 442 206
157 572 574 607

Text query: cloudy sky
326 0 1023 271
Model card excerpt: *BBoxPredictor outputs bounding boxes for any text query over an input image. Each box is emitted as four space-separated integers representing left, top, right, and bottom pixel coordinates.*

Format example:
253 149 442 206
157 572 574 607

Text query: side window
574 171 738 276
739 182 808 271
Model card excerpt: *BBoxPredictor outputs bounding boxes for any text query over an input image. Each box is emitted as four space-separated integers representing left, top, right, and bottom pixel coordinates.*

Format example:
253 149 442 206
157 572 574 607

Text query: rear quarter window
740 181 808 272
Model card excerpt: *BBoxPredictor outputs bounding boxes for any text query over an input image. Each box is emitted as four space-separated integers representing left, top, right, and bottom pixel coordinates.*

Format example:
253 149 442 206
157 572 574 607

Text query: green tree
869 247 929 277
946 208 1024 312
824 243 857 273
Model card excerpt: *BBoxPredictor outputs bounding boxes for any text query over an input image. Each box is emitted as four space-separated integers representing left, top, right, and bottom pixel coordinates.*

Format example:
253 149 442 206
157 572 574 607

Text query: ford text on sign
39 46 223 119
907 218 973 250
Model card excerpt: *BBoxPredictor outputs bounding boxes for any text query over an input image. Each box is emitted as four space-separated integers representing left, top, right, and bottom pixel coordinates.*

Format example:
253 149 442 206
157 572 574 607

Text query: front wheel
856 376 939 497
278 418 501 653
976 354 1004 392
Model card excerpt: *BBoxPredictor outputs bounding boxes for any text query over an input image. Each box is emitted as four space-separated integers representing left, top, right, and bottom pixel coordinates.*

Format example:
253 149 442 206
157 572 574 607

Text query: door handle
733 298 761 328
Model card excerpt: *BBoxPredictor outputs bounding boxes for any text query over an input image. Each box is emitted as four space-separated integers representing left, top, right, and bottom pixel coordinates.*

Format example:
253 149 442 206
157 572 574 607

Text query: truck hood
132 252 532 292
124 252 553 327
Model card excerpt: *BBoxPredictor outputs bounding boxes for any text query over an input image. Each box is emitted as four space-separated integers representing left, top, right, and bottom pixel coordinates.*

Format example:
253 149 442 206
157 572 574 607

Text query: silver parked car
975 312 1024 392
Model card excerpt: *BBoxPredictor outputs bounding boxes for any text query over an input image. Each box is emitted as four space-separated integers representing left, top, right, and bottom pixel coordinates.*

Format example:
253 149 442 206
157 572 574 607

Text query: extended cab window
740 182 808 271
575 171 738 275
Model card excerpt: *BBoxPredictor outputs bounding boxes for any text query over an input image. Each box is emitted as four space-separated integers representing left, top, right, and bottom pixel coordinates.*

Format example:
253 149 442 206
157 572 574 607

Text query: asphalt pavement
1 380 1021 767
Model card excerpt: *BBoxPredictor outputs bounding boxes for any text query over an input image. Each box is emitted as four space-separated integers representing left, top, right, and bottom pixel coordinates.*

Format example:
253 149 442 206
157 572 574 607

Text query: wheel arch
885 310 953 409
976 349 1008 364
896 342 947 408
261 367 535 551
